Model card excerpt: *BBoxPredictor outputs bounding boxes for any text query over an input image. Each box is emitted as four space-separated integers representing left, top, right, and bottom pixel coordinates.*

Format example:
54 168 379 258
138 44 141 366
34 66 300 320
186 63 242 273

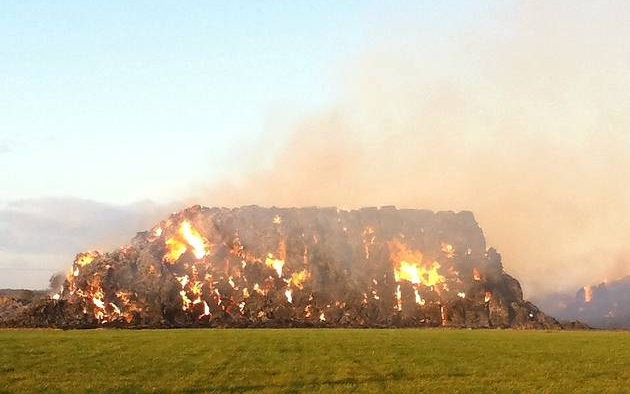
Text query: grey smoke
0 197 175 288
191 0 630 297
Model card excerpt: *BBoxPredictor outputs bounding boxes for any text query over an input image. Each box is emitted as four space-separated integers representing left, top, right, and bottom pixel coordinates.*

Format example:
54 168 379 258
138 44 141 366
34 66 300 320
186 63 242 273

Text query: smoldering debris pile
536 277 630 329
0 290 46 323
2 205 572 329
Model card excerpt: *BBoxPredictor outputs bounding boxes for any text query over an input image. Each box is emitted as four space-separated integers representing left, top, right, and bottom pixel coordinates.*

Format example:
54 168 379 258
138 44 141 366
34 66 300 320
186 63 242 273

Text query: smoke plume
192 1 630 296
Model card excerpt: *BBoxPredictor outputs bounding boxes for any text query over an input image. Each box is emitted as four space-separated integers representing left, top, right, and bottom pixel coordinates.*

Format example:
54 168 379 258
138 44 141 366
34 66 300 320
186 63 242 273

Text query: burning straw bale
4 205 565 329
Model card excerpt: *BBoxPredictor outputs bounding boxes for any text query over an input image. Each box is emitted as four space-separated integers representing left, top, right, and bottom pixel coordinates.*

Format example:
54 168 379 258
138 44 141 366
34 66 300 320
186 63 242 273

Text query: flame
290 270 310 289
75 251 100 267
395 261 422 284
457 292 466 299
176 275 190 288
116 291 130 302
264 240 287 278
583 286 593 303
164 220 209 263
414 289 425 305
362 227 375 259
319 312 326 322
180 290 192 310
92 291 106 309
285 289 292 303
191 281 203 297
175 275 194 310
394 261 444 287
390 240 445 287
473 268 481 281
484 291 492 303
253 283 264 295
265 254 284 278
395 285 402 311
272 214 282 224
109 302 121 315
165 238 187 263
180 221 208 259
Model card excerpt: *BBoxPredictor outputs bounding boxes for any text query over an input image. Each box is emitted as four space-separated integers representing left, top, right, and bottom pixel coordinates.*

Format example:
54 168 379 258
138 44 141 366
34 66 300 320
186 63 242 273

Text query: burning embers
40 206 551 329
150 219 317 323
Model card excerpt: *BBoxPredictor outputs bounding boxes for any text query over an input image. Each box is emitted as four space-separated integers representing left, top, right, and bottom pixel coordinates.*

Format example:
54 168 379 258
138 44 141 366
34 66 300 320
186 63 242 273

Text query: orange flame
164 220 209 263
75 251 100 267
265 254 284 278
389 241 445 287
414 289 425 305
289 270 310 289
583 286 593 303
180 221 208 259
484 291 492 303
92 290 106 310
165 238 187 263
394 261 444 287
176 275 190 288
179 290 192 310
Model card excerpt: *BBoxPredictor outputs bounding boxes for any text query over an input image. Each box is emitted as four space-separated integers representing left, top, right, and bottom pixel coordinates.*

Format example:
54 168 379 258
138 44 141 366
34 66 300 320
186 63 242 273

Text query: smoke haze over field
193 1 630 296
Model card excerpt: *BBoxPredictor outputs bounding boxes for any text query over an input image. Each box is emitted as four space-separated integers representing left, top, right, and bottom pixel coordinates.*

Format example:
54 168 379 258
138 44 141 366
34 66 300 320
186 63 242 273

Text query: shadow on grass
0 374 425 394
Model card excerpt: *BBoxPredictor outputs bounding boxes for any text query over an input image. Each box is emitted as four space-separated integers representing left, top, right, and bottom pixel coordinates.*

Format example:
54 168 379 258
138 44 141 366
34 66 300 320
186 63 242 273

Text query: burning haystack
5 205 565 329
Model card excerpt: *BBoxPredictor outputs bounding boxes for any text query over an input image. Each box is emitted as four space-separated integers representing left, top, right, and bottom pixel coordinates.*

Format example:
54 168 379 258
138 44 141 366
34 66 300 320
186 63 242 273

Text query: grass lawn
1 328 629 394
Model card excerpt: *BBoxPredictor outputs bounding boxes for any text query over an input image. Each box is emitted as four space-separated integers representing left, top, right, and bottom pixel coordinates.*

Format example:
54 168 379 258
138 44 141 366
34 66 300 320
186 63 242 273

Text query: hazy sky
2 1 629 294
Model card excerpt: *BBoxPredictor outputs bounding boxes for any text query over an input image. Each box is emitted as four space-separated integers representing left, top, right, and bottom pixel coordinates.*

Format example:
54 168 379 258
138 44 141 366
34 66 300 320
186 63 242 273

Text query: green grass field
1 329 629 394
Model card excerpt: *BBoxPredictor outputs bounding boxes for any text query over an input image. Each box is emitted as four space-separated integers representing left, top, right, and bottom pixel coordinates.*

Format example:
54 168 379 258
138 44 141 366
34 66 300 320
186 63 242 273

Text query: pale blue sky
0 1 498 205
0 0 502 205
0 0 392 204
